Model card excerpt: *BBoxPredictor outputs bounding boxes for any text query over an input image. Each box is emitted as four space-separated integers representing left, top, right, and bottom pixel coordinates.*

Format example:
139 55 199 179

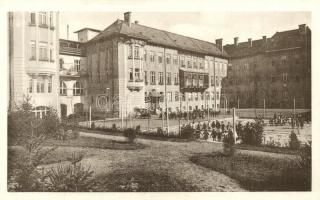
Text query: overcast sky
59 12 311 44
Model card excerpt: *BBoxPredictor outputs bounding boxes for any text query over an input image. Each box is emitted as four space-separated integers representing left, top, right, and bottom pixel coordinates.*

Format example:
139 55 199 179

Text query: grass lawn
93 170 199 192
190 152 311 191
47 136 146 150
234 144 299 155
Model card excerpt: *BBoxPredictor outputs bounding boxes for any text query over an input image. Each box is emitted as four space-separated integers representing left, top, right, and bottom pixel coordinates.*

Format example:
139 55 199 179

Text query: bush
46 152 95 192
223 130 235 156
124 128 136 143
241 118 264 146
112 123 117 131
289 131 300 150
181 125 194 139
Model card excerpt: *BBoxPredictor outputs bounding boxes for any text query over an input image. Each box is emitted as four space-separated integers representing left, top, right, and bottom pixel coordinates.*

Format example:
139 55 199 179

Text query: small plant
289 131 300 150
111 123 117 131
135 125 141 134
46 152 95 192
124 128 136 143
223 129 235 156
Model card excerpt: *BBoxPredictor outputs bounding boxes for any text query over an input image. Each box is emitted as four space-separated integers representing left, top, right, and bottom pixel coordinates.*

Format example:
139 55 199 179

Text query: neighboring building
82 12 229 117
8 12 60 117
222 24 311 109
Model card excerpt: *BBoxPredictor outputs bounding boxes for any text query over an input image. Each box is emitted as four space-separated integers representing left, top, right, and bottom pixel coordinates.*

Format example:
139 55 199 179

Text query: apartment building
223 24 311 109
9 12 60 117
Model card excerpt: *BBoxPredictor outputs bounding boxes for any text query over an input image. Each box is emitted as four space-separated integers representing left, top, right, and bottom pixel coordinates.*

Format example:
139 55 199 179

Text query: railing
60 46 85 56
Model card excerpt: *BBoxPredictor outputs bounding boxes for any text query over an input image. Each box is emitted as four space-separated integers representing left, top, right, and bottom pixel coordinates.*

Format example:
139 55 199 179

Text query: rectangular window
150 71 156 85
129 68 133 81
145 71 148 84
158 53 163 63
30 12 36 24
150 52 155 62
174 73 179 85
282 73 288 82
211 76 214 86
48 76 52 93
134 46 139 58
29 78 33 93
195 93 198 101
160 92 164 102
129 46 133 57
74 60 80 71
281 55 287 65
166 72 171 85
180 56 185 67
193 60 198 69
30 41 36 60
39 43 48 60
159 72 164 85
39 12 47 25
135 68 140 80
166 54 171 64
175 92 179 102
167 92 172 102
199 75 204 87
173 55 178 65
187 60 191 68
49 49 54 62
49 12 53 27
37 77 44 93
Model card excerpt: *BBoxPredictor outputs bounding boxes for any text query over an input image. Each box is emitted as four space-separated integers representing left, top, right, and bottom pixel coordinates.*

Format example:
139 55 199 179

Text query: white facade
9 12 60 116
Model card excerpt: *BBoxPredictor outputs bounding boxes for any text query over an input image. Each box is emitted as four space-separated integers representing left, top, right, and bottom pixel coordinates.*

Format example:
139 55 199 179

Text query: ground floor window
32 106 48 118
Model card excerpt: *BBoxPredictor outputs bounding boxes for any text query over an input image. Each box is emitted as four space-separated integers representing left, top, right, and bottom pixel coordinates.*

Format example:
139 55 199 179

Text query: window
39 12 47 26
166 72 171 85
30 12 36 24
33 106 48 119
49 49 54 62
150 71 156 85
134 46 139 58
60 81 67 95
199 60 203 70
166 54 171 64
187 60 191 68
201 93 204 100
174 73 179 85
173 55 178 65
192 75 197 86
271 75 276 82
193 60 198 69
211 76 214 86
73 81 83 96
195 93 198 101
167 92 172 102
159 72 164 85
135 68 140 80
74 60 80 71
199 75 204 87
49 12 53 27
282 73 288 82
144 51 147 61
37 77 45 93
145 71 148 84
28 78 33 93
283 91 288 98
158 53 163 63
59 58 64 69
39 43 48 60
175 92 179 101
212 92 215 100
160 92 164 102
180 56 185 67
281 55 287 65
30 41 36 60
129 68 133 81
150 52 155 62
129 46 133 57
48 77 52 93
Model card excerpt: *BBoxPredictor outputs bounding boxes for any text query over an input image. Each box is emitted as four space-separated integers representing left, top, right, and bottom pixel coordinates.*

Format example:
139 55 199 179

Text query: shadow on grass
190 152 311 191
47 136 147 150
93 169 200 192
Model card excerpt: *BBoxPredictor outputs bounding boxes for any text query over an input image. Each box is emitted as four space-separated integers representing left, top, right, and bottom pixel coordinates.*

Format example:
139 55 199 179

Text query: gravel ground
44 132 298 192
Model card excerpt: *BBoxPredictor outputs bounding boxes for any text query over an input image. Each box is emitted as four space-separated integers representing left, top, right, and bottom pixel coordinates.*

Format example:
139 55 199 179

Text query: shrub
157 127 164 136
91 122 95 129
242 118 264 146
223 130 235 156
135 125 141 134
203 130 209 140
46 152 95 192
289 131 300 150
181 125 194 139
124 128 136 143
111 123 117 131
202 123 207 130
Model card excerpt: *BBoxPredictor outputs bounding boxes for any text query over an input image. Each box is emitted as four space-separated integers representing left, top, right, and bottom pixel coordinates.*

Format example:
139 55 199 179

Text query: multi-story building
82 12 229 117
8 12 60 117
222 24 311 109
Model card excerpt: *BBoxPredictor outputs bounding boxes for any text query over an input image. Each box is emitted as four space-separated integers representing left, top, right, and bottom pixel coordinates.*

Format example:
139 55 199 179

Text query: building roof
88 20 229 58
224 26 311 58
74 27 102 33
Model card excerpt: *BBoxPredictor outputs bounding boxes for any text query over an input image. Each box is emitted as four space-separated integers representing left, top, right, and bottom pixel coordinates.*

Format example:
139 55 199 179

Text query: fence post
89 106 92 129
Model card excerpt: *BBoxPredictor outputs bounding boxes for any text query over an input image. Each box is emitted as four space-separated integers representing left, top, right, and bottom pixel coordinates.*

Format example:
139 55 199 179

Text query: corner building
9 12 60 117
84 12 228 117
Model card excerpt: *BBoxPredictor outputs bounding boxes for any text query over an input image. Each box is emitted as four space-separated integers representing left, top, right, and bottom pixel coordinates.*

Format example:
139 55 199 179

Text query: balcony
127 79 144 91
60 46 85 57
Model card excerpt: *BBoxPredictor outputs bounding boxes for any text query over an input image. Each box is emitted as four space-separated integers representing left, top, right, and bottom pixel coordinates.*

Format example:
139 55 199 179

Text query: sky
60 12 311 45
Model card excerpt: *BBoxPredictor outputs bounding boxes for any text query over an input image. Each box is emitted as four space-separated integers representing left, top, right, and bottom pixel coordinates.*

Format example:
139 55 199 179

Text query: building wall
9 12 60 115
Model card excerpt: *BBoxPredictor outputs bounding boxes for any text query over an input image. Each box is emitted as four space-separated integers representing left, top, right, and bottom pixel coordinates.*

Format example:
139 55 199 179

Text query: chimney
299 24 306 34
67 24 69 40
124 12 132 27
234 37 239 46
262 36 267 44
215 38 223 51
134 20 139 24
248 38 252 47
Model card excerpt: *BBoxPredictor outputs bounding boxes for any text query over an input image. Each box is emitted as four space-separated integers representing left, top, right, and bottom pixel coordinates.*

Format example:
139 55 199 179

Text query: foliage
289 130 301 150
112 123 117 131
46 152 96 192
180 125 195 139
222 130 235 156
241 118 264 146
124 128 136 143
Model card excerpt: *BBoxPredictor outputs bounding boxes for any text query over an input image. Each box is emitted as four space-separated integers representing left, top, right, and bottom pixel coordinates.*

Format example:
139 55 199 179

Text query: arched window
60 81 67 95
73 81 83 96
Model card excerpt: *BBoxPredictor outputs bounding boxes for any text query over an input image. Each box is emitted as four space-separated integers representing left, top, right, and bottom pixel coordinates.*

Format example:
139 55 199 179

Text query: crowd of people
159 109 222 120
269 112 311 128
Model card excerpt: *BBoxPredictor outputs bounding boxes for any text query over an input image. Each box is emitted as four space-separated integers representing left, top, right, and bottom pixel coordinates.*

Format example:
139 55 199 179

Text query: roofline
74 27 102 33
59 38 83 44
